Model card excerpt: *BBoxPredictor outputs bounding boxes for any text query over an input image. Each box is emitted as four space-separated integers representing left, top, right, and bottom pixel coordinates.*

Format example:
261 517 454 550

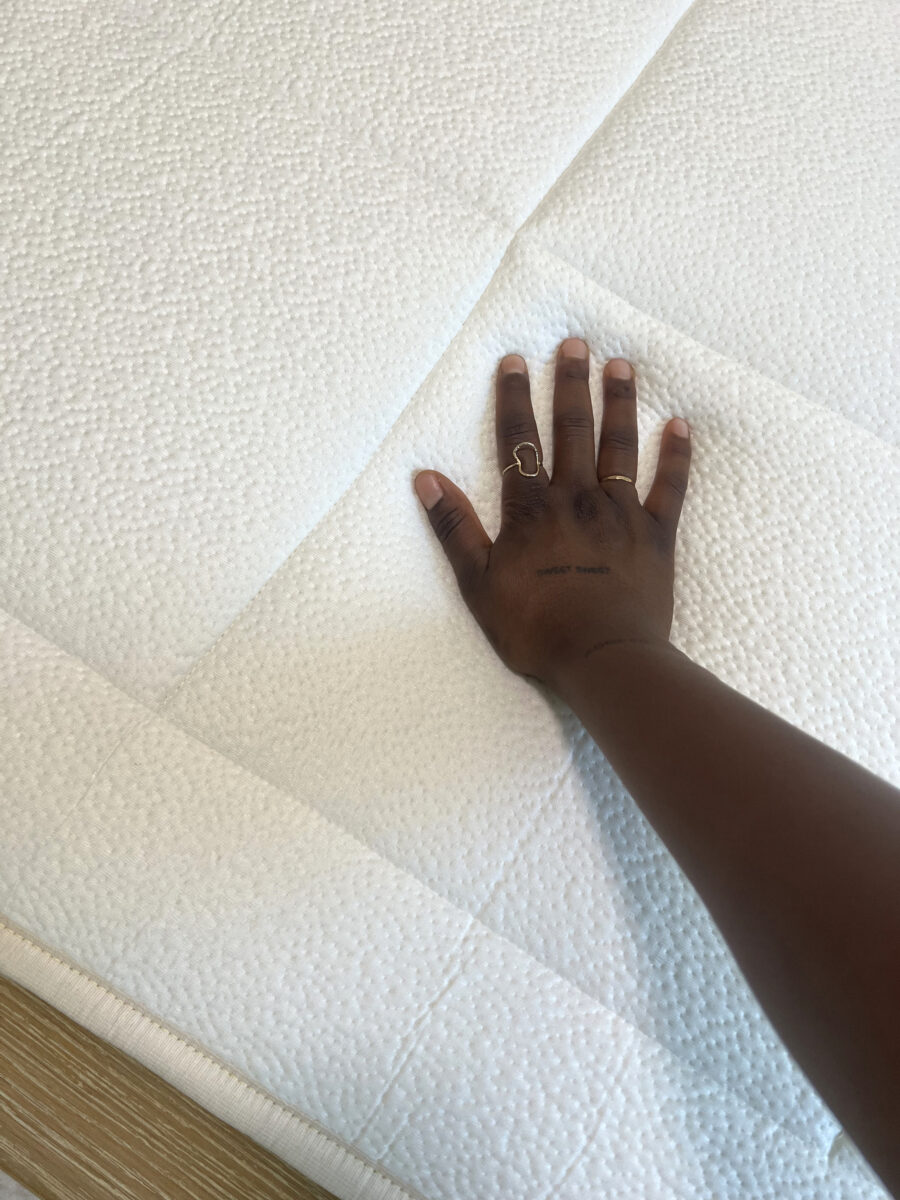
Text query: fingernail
415 471 443 510
605 358 633 379
500 354 526 376
560 338 588 360
670 418 690 438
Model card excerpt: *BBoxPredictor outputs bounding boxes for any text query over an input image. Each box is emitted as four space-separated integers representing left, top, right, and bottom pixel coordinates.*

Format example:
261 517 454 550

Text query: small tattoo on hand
535 565 610 576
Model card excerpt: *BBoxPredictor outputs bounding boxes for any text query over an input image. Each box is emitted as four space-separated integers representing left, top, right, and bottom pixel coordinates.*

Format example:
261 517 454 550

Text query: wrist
548 636 688 707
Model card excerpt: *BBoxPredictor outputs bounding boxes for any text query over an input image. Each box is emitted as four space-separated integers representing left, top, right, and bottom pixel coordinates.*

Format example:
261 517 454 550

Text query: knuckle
503 419 537 441
570 487 603 522
502 373 530 393
603 426 638 454
606 378 635 401
502 487 550 524
559 362 589 380
665 471 689 500
458 556 487 598
650 516 674 551
432 503 467 545
555 411 594 436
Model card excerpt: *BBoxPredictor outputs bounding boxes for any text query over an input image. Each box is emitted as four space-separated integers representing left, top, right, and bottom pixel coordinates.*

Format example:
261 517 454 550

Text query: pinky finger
415 470 492 596
643 418 691 543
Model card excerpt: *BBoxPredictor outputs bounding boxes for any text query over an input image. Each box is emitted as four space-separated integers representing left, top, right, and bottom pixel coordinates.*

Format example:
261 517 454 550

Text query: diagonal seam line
350 916 481 1149
348 735 588 1149
148 220 516 718
483 0 703 229
541 1038 642 1200
340 0 703 237
468 725 590 928
350 730 593 1157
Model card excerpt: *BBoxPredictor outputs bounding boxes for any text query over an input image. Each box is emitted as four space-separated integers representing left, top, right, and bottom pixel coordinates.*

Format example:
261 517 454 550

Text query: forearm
553 639 900 1195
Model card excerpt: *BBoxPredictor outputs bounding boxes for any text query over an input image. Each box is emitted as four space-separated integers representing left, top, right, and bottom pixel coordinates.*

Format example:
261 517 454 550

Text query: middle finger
551 338 596 487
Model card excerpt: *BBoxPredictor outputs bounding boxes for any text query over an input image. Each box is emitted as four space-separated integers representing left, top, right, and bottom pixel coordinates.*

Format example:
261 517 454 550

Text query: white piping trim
0 919 424 1200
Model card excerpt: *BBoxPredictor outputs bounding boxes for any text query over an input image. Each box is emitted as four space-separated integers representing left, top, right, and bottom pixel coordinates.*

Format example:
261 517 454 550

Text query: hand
414 339 692 695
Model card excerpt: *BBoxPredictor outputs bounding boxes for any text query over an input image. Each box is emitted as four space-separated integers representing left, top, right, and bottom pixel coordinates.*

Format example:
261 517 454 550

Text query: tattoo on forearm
535 565 611 576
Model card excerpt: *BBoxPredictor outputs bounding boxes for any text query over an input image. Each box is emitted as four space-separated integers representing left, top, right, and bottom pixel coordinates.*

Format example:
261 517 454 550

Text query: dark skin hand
412 341 686 690
414 338 900 1196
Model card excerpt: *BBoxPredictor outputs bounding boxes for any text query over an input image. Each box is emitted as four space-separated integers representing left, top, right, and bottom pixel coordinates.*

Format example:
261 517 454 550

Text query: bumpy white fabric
1 2 896 1198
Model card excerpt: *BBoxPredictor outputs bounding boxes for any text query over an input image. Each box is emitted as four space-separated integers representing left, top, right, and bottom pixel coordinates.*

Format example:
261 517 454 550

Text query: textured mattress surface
2 2 898 1197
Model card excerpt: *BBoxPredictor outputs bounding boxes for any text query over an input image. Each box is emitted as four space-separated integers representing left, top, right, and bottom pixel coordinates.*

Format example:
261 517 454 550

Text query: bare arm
415 341 900 1196
554 636 900 1194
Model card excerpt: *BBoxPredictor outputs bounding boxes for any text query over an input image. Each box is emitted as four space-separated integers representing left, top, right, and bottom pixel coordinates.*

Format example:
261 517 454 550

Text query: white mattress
1 1 897 1197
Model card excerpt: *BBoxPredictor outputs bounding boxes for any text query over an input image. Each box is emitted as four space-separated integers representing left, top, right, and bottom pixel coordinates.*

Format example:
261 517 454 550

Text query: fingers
414 469 492 596
643 418 692 542
496 355 548 492
551 338 596 486
597 358 639 495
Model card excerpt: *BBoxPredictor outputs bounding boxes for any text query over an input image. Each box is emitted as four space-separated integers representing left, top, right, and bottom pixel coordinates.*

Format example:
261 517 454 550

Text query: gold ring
502 441 542 477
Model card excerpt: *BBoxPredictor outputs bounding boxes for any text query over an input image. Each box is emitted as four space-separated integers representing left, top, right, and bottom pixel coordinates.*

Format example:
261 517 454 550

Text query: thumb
415 470 492 594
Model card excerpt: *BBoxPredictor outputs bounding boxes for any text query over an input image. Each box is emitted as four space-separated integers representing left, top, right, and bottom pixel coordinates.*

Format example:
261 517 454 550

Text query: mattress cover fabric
1 1 897 1197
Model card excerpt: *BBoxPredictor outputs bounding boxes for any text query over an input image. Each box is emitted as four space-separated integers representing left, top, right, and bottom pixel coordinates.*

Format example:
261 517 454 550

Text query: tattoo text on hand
535 565 611 576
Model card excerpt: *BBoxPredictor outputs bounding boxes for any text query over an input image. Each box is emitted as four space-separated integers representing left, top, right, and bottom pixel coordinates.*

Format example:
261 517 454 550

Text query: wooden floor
0 975 338 1200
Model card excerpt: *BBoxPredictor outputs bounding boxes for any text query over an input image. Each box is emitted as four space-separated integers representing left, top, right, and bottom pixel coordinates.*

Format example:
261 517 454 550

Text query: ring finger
598 358 640 497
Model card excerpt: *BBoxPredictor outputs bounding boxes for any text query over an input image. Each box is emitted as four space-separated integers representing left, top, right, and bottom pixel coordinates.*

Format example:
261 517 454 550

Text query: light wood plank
0 974 339 1199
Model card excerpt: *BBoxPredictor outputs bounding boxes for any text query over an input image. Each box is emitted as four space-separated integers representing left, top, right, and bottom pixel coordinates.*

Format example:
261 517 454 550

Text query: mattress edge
0 918 426 1200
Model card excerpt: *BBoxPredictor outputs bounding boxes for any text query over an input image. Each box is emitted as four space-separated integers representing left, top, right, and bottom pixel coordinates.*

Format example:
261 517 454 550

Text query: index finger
496 354 548 485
